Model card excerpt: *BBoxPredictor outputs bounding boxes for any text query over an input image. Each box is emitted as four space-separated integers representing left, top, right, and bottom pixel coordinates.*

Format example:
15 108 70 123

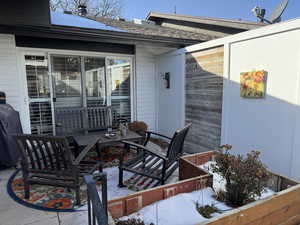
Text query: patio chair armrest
145 131 172 140
73 138 101 165
121 140 168 161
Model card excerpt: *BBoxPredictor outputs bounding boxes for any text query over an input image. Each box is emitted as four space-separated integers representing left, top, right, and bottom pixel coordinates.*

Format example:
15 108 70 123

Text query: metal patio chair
84 173 108 225
118 123 192 186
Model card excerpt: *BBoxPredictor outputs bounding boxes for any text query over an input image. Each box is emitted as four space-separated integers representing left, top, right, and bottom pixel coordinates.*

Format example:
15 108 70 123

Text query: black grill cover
0 91 5 104
0 104 23 168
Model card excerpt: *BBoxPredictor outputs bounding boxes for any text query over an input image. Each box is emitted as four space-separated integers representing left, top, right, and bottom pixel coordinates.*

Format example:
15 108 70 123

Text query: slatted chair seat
118 124 191 187
14 134 102 205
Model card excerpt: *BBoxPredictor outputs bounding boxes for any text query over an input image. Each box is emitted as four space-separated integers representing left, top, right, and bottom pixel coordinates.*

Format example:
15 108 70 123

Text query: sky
121 0 299 22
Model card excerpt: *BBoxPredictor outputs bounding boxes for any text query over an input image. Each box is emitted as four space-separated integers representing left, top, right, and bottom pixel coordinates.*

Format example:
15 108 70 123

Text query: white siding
0 34 21 111
135 46 157 131
156 52 185 137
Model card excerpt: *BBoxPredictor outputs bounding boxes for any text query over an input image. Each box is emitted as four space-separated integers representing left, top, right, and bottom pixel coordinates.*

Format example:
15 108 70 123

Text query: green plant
115 218 153 225
212 145 270 207
196 202 221 218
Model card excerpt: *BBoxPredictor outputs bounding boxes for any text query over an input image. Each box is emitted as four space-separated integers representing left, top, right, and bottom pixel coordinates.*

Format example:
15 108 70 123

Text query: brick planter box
108 174 213 219
107 151 300 224
179 151 300 225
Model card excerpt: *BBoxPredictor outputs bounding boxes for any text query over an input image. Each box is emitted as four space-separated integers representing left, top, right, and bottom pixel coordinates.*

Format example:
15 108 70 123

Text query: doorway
24 53 132 135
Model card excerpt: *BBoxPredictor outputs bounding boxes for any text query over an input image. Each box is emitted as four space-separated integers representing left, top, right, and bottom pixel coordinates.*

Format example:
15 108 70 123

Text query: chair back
55 106 114 135
14 134 75 174
166 123 192 162
84 174 108 225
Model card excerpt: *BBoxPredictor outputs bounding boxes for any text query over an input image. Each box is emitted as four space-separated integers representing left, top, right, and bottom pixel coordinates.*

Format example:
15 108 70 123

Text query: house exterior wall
224 30 300 180
158 18 300 180
0 34 25 121
135 46 158 131
156 51 185 137
0 0 50 26
0 35 162 133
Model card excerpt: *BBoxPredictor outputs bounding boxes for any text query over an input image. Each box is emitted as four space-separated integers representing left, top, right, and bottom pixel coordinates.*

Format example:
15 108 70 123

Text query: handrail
84 173 108 225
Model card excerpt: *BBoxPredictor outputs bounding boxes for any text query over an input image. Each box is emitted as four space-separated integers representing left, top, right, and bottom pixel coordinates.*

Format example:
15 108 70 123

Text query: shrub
196 203 221 218
128 121 148 135
115 218 153 225
212 145 270 207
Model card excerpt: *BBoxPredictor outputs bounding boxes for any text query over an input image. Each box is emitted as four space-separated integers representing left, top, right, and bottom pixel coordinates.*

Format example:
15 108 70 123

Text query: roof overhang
0 23 201 48
147 12 266 30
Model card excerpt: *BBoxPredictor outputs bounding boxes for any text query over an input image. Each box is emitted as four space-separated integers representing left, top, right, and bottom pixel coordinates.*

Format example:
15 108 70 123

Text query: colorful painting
240 70 266 98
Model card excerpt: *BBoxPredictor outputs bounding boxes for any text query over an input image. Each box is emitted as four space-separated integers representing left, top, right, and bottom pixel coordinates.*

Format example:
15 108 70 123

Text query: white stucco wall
156 18 300 180
156 52 185 137
223 30 300 179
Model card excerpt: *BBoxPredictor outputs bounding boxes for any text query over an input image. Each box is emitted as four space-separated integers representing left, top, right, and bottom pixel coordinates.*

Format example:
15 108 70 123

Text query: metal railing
84 173 108 225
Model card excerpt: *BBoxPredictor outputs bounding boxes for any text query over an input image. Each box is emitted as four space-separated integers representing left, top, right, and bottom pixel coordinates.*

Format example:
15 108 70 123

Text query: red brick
126 196 143 215
163 186 178 199
108 200 124 218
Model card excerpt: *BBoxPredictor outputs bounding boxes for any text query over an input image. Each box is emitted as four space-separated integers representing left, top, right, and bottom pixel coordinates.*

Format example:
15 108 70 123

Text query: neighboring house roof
146 12 266 31
50 11 126 32
89 16 214 41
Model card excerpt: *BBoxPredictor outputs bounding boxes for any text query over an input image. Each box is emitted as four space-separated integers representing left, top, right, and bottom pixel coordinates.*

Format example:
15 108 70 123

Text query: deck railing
84 173 108 225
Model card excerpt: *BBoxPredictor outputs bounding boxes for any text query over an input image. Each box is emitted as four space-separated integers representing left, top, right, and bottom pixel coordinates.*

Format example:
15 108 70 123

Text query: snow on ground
120 188 232 225
116 161 276 225
50 11 125 32
103 167 135 200
199 161 226 193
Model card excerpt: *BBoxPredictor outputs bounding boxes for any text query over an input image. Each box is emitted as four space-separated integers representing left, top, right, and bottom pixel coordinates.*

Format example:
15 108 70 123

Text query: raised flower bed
179 151 300 225
107 151 300 225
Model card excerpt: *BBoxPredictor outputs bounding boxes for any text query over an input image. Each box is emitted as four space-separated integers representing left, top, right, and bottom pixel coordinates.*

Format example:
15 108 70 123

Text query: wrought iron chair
118 124 192 186
14 134 102 205
84 173 108 225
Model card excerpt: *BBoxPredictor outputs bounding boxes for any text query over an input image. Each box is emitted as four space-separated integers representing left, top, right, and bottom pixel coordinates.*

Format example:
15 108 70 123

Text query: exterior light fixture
163 72 170 89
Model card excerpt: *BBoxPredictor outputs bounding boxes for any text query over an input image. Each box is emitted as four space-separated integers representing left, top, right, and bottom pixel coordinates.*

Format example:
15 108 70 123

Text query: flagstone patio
0 168 88 225
0 163 179 225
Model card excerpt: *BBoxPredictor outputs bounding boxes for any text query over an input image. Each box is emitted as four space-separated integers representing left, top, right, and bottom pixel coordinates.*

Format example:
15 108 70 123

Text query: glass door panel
107 58 131 125
25 55 53 135
84 57 106 107
51 55 83 134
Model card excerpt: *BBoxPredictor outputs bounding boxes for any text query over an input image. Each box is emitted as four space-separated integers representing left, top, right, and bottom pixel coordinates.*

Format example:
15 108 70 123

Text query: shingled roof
89 16 215 42
147 12 266 30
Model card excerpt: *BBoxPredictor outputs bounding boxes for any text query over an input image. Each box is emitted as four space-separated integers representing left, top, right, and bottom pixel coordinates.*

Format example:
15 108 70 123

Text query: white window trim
17 47 137 134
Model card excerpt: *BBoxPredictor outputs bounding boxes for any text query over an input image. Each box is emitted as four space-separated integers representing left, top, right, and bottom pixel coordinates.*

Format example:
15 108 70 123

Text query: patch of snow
199 161 275 200
104 167 135 200
50 11 125 32
120 188 232 225
199 161 226 193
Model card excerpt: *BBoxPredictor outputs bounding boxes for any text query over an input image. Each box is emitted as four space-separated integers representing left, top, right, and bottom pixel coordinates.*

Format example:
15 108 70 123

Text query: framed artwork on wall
240 70 267 98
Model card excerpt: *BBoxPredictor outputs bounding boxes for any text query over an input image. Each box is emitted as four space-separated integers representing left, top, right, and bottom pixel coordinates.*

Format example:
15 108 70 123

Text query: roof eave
0 24 201 47
147 12 266 30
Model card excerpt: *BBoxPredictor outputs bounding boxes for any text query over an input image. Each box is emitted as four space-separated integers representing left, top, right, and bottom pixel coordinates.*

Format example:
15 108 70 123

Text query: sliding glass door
84 57 106 107
25 53 132 135
107 58 131 124
25 55 53 135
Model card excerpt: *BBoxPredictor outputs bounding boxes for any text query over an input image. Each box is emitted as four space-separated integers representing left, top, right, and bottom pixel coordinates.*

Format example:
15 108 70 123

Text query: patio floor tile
58 211 88 225
0 169 60 225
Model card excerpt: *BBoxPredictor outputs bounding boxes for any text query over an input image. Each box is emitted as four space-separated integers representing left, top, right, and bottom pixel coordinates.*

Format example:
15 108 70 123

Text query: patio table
72 130 143 171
